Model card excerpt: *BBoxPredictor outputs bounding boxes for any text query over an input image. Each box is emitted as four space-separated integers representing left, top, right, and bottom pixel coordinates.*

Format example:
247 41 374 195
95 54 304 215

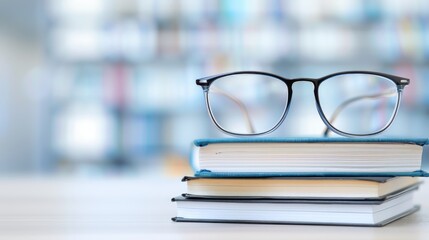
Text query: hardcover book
181 176 421 200
172 189 419 227
191 138 429 177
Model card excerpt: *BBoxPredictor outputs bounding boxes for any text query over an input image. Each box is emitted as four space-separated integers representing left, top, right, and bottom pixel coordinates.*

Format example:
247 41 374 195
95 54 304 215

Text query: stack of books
172 138 429 226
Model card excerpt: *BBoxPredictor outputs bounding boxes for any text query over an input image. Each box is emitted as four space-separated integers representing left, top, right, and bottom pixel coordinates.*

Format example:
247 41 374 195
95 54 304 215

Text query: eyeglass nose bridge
288 78 319 85
283 78 332 136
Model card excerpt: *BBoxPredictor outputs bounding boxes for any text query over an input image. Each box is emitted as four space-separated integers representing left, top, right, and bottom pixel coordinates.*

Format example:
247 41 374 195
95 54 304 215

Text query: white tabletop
0 174 427 240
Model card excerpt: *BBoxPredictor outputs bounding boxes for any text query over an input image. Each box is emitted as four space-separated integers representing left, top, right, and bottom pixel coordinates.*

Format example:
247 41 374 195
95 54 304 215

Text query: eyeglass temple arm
323 90 397 137
210 86 256 134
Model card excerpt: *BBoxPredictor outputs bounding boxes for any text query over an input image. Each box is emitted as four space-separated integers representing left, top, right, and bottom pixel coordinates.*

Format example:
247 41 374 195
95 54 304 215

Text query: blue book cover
190 137 429 177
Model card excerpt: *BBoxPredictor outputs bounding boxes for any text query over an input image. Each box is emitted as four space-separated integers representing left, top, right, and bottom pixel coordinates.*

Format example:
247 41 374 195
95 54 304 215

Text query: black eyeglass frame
196 71 410 137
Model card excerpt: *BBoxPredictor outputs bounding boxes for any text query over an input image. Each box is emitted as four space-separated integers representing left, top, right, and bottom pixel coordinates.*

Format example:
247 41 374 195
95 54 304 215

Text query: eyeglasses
196 71 410 137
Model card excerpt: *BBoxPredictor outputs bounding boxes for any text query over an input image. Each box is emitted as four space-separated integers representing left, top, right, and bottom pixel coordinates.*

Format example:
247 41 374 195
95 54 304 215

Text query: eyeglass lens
318 73 399 135
207 74 289 135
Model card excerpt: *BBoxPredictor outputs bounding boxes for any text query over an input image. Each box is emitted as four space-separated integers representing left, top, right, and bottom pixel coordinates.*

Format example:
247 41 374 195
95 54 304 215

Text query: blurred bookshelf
44 0 429 170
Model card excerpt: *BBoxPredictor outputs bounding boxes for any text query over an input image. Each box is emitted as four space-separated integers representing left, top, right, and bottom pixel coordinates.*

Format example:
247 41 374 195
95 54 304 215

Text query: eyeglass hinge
196 79 209 86
400 79 410 84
